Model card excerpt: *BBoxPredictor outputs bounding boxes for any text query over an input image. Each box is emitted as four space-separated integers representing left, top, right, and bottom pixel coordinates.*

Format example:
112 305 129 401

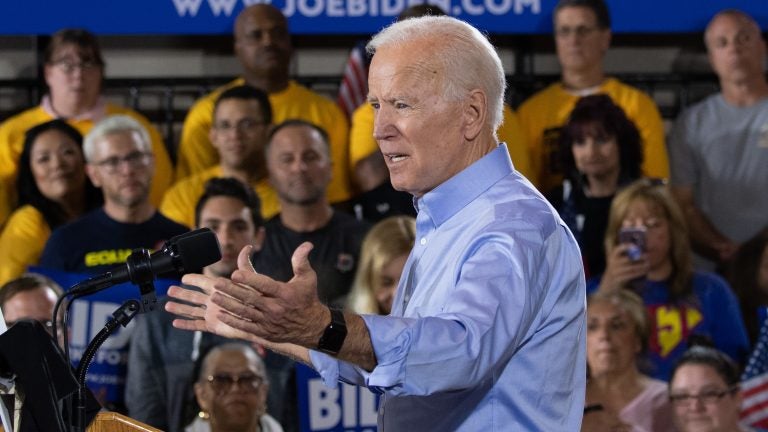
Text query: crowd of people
0 0 767 431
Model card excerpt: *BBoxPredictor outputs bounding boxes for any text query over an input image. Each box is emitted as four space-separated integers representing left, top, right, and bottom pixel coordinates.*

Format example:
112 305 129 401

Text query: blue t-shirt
587 271 750 380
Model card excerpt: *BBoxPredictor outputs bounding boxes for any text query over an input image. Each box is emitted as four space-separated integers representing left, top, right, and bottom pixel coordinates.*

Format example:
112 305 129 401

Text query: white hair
367 16 506 134
83 114 151 162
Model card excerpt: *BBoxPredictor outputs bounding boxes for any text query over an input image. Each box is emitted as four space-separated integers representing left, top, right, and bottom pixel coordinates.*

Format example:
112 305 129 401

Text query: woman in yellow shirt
0 120 102 285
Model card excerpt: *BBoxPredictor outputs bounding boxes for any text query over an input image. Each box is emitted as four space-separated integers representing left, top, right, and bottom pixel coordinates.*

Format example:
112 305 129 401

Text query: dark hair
0 273 64 309
728 227 768 346
194 177 263 229
17 119 102 229
559 94 643 186
44 28 105 67
670 345 740 388
267 119 330 152
554 0 611 29
213 85 273 125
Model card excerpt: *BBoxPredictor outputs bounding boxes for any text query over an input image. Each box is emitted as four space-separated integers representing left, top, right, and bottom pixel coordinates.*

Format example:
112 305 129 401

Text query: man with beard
175 4 351 208
40 115 187 273
161 85 279 228
252 120 369 431
127 177 266 432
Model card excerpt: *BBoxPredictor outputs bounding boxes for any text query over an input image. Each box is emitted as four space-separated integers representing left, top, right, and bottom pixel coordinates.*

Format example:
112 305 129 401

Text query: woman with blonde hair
347 216 416 315
589 179 749 380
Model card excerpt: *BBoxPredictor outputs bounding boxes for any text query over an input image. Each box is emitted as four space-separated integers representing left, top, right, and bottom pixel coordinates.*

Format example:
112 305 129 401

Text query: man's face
554 6 611 74
198 196 263 278
210 98 270 171
44 43 102 108
706 13 767 85
2 287 57 326
234 5 292 79
266 125 331 206
87 131 154 209
367 41 476 197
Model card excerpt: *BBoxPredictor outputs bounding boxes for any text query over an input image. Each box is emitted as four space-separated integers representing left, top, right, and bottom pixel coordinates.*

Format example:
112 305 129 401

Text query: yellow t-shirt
0 180 10 229
0 205 51 285
349 103 534 181
517 77 669 191
176 79 351 204
0 103 174 211
159 166 279 229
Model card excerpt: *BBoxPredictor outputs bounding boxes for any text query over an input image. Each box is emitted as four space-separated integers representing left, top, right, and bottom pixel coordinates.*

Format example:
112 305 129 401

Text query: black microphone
68 228 221 297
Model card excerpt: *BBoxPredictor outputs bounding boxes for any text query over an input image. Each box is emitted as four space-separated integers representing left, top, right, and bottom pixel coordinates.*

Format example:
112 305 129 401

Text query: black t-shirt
40 208 189 274
252 210 370 305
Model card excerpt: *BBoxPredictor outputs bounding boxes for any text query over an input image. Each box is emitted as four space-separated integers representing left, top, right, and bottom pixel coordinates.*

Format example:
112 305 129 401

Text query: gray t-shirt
669 93 768 265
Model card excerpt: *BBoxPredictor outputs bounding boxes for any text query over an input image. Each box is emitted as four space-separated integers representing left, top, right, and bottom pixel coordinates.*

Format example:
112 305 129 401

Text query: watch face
318 308 348 354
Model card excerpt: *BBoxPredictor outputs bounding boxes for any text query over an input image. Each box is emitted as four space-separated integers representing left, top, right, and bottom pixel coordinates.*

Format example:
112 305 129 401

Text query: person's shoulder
676 93 723 122
188 78 244 111
330 210 371 234
518 82 562 113
279 81 344 113
151 211 191 235
6 204 45 224
602 78 659 108
0 106 48 133
691 270 734 295
46 209 103 246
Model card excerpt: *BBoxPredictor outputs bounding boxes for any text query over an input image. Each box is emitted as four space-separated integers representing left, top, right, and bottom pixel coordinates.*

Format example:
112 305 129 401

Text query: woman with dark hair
728 228 768 348
668 345 752 432
0 119 102 284
547 94 644 278
0 28 172 226
590 180 749 381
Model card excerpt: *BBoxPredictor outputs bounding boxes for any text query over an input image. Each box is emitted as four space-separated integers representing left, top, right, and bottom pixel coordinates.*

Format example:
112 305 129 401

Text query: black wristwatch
317 307 347 355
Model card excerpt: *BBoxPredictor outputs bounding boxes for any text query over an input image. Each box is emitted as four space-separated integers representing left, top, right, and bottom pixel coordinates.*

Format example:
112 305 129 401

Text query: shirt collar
41 94 107 121
417 143 514 227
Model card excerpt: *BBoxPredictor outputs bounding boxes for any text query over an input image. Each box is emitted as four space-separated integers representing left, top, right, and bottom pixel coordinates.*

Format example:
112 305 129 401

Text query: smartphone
618 227 646 261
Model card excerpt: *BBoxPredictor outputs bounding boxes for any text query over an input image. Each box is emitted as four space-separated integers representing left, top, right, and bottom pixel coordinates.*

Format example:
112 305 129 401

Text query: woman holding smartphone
589 179 749 381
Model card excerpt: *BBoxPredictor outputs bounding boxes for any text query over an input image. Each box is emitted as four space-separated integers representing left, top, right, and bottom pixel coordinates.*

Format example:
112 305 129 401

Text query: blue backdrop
1 0 766 35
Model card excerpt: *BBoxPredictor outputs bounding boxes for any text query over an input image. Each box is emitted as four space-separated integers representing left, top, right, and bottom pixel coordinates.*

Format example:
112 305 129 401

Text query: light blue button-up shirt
310 144 586 431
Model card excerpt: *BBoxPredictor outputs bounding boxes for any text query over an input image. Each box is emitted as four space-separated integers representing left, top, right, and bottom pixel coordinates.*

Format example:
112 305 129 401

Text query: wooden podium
86 412 162 432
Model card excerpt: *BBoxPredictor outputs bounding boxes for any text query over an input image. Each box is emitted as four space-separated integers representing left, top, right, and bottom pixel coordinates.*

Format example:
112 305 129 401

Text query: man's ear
85 164 102 188
193 382 209 413
463 89 487 141
252 226 266 252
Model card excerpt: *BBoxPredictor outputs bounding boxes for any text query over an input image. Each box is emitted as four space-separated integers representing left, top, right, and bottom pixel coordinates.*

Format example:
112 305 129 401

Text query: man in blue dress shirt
167 16 587 431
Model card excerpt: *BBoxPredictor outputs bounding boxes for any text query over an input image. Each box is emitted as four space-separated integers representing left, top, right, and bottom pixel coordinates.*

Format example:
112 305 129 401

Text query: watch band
317 307 348 355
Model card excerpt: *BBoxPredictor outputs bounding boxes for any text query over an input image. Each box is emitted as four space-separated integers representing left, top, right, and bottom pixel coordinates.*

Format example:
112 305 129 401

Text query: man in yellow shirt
161 85 279 228
0 29 172 226
176 4 351 205
518 0 668 191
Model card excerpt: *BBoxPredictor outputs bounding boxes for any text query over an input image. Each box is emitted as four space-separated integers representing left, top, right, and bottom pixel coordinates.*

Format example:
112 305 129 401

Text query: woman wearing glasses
0 120 101 285
590 180 750 381
0 28 172 227
187 343 283 432
584 289 674 432
669 345 753 432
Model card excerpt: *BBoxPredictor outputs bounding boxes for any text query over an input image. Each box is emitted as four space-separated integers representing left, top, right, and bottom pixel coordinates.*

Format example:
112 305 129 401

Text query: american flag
741 317 768 428
337 41 370 119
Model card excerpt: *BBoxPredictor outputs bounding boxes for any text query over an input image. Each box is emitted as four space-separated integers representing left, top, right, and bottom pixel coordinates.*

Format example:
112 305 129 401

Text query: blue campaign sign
296 362 379 431
30 266 177 409
0 0 766 35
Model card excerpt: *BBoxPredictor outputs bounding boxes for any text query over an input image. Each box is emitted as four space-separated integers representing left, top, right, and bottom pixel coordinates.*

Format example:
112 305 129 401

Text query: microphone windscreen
171 228 222 271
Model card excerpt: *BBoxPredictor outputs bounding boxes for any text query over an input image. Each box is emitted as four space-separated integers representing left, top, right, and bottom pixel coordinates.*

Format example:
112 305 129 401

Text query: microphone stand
73 299 140 432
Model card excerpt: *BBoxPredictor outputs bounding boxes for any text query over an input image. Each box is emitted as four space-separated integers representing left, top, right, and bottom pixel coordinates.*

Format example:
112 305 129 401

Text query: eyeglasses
50 59 101 74
6 318 54 335
205 373 264 394
555 25 600 38
213 118 266 134
669 387 737 407
92 151 152 173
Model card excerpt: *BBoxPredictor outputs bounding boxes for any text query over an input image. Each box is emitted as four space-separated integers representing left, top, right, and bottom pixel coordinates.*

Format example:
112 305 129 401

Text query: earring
198 410 210 420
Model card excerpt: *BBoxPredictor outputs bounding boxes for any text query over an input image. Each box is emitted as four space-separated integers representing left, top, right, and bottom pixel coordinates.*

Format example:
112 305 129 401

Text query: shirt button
420 238 426 245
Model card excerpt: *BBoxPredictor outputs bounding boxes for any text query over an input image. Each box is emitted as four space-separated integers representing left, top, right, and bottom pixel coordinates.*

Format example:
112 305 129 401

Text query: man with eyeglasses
669 9 768 272
517 0 668 192
39 114 187 274
0 273 61 337
189 343 282 432
161 85 280 229
0 28 173 228
174 4 351 211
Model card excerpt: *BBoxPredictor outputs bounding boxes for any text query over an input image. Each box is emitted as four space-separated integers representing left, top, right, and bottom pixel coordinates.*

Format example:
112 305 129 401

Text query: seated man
517 0 668 191
127 177 266 432
176 4 351 207
0 273 62 334
161 85 279 228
